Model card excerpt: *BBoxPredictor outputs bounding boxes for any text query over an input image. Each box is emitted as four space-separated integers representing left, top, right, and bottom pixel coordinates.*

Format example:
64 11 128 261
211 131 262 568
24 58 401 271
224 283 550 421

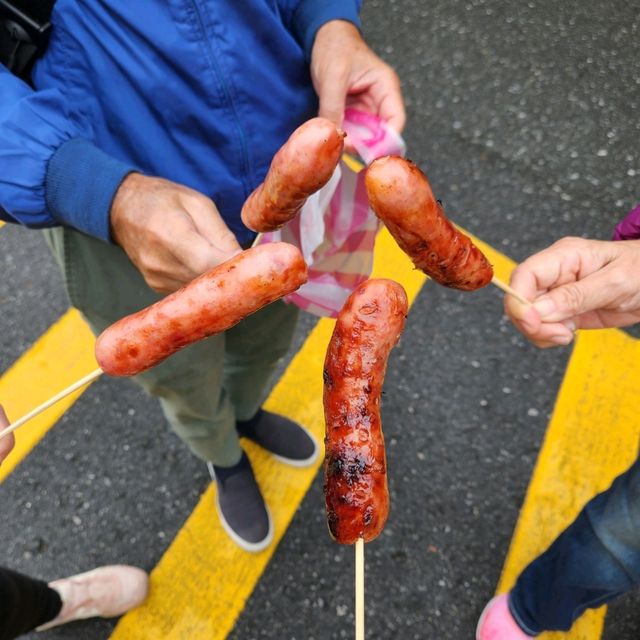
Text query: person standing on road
0 407 148 639
0 2 405 551
477 206 640 638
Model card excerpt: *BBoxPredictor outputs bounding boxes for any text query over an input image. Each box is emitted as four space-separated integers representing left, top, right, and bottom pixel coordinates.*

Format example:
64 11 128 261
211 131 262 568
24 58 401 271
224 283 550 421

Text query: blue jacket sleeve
0 67 135 242
277 0 362 59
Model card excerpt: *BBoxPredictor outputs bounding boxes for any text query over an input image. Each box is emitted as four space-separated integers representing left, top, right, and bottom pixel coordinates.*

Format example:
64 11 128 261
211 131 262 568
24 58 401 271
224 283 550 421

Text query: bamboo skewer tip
490 275 531 307
0 367 103 441
355 538 365 640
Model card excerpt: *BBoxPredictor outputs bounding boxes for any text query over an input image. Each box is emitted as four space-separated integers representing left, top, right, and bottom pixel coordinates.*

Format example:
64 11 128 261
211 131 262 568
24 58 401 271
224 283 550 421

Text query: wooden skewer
251 232 264 248
355 537 365 640
491 276 531 307
0 368 103 441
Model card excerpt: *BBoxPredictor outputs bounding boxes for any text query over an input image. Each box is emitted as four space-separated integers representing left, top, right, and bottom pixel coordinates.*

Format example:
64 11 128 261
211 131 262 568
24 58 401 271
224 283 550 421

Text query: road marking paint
0 308 98 481
496 328 640 639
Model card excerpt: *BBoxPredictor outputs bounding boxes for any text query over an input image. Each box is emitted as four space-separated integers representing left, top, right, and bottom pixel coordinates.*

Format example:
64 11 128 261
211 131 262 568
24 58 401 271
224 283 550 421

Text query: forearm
0 67 134 241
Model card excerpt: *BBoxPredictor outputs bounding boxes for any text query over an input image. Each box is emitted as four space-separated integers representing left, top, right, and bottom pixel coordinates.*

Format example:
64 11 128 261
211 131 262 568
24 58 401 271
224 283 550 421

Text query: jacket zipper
187 0 253 199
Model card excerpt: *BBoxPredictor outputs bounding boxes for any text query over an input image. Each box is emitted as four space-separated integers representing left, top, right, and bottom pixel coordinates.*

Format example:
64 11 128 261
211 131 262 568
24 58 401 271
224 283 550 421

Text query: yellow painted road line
110 227 432 639
495 328 640 640
0 308 98 481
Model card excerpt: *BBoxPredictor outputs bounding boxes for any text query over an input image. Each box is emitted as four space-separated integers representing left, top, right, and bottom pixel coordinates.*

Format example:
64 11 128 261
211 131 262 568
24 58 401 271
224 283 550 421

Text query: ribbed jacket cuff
45 138 136 242
293 0 362 60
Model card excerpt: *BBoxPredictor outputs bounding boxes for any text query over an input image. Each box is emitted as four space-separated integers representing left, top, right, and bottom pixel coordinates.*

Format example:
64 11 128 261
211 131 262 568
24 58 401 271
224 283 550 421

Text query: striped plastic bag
258 108 406 318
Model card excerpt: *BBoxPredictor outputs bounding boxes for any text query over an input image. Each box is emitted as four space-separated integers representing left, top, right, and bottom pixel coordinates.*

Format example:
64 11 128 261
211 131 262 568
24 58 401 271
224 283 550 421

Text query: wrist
312 20 361 59
293 0 362 60
110 172 145 246
315 19 360 41
46 138 136 242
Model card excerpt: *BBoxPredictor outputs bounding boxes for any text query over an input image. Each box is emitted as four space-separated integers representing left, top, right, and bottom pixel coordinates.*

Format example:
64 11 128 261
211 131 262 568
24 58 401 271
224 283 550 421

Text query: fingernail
533 297 556 318
562 319 577 333
551 334 573 345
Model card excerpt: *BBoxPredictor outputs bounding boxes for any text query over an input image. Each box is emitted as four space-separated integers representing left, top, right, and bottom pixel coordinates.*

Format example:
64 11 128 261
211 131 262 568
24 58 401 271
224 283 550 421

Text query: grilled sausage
241 117 345 232
365 156 493 290
95 243 307 377
323 278 408 544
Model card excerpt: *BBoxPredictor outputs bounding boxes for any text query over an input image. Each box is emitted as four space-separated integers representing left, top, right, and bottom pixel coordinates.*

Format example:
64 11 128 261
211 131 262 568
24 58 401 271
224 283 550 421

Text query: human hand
310 20 405 137
505 237 640 348
0 406 15 465
110 174 242 294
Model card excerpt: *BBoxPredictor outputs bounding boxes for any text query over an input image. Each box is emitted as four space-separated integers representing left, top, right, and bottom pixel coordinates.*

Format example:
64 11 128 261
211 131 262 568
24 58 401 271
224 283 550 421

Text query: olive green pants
43 227 299 466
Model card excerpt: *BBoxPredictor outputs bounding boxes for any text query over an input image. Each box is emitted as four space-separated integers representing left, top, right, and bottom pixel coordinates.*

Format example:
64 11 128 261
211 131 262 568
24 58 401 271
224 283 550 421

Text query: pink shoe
476 594 535 639
37 565 148 631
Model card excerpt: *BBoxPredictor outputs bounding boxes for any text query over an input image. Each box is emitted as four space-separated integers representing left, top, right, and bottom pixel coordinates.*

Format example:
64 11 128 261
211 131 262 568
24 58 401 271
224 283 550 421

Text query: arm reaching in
110 174 242 294
505 237 640 348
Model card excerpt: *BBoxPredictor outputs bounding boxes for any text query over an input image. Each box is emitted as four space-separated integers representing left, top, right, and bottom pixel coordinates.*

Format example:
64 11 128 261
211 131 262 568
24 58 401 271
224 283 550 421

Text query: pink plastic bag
257 109 406 318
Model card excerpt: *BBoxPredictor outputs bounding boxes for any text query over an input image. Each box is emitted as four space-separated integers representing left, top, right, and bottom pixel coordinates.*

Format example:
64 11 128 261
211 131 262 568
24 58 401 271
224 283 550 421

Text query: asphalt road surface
1 1 639 639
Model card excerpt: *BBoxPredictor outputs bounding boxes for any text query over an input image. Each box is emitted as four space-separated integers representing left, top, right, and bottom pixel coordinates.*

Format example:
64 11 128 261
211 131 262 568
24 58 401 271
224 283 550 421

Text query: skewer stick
491 276 531 307
0 368 103 441
251 232 264 248
355 537 365 640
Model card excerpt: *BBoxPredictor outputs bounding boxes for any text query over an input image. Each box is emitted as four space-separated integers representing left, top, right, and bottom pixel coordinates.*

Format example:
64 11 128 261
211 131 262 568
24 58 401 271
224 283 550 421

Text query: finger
505 265 541 333
514 237 616 296
509 317 574 349
318 65 350 127
505 296 540 336
504 271 577 345
531 266 626 323
533 335 576 349
166 215 236 279
188 198 242 255
509 263 543 303
372 72 406 133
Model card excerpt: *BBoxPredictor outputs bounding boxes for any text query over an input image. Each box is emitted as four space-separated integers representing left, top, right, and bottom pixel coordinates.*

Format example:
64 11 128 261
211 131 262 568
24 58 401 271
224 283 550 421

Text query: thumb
532 269 617 322
317 67 349 127
189 200 242 256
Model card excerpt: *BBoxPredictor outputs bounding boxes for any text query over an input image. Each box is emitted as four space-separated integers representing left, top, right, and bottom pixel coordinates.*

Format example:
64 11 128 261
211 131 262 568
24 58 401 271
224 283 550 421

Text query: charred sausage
323 278 408 544
365 156 493 290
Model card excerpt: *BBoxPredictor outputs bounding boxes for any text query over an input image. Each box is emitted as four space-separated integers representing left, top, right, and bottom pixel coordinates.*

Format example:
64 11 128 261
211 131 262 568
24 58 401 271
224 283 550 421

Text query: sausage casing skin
365 156 493 290
241 117 345 233
323 278 408 544
95 242 307 377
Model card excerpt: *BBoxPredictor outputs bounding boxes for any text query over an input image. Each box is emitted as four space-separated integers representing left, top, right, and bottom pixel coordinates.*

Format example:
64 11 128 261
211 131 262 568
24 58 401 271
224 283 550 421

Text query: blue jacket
0 1 361 247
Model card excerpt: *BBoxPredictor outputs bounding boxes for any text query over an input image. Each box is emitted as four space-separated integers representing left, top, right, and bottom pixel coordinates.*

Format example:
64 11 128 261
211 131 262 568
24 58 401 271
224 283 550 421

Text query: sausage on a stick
365 156 493 290
241 117 345 233
323 278 408 544
96 242 308 377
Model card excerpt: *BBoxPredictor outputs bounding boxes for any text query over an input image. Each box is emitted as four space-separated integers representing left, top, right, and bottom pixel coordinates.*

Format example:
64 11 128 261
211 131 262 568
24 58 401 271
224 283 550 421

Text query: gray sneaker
236 410 319 467
208 452 273 553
